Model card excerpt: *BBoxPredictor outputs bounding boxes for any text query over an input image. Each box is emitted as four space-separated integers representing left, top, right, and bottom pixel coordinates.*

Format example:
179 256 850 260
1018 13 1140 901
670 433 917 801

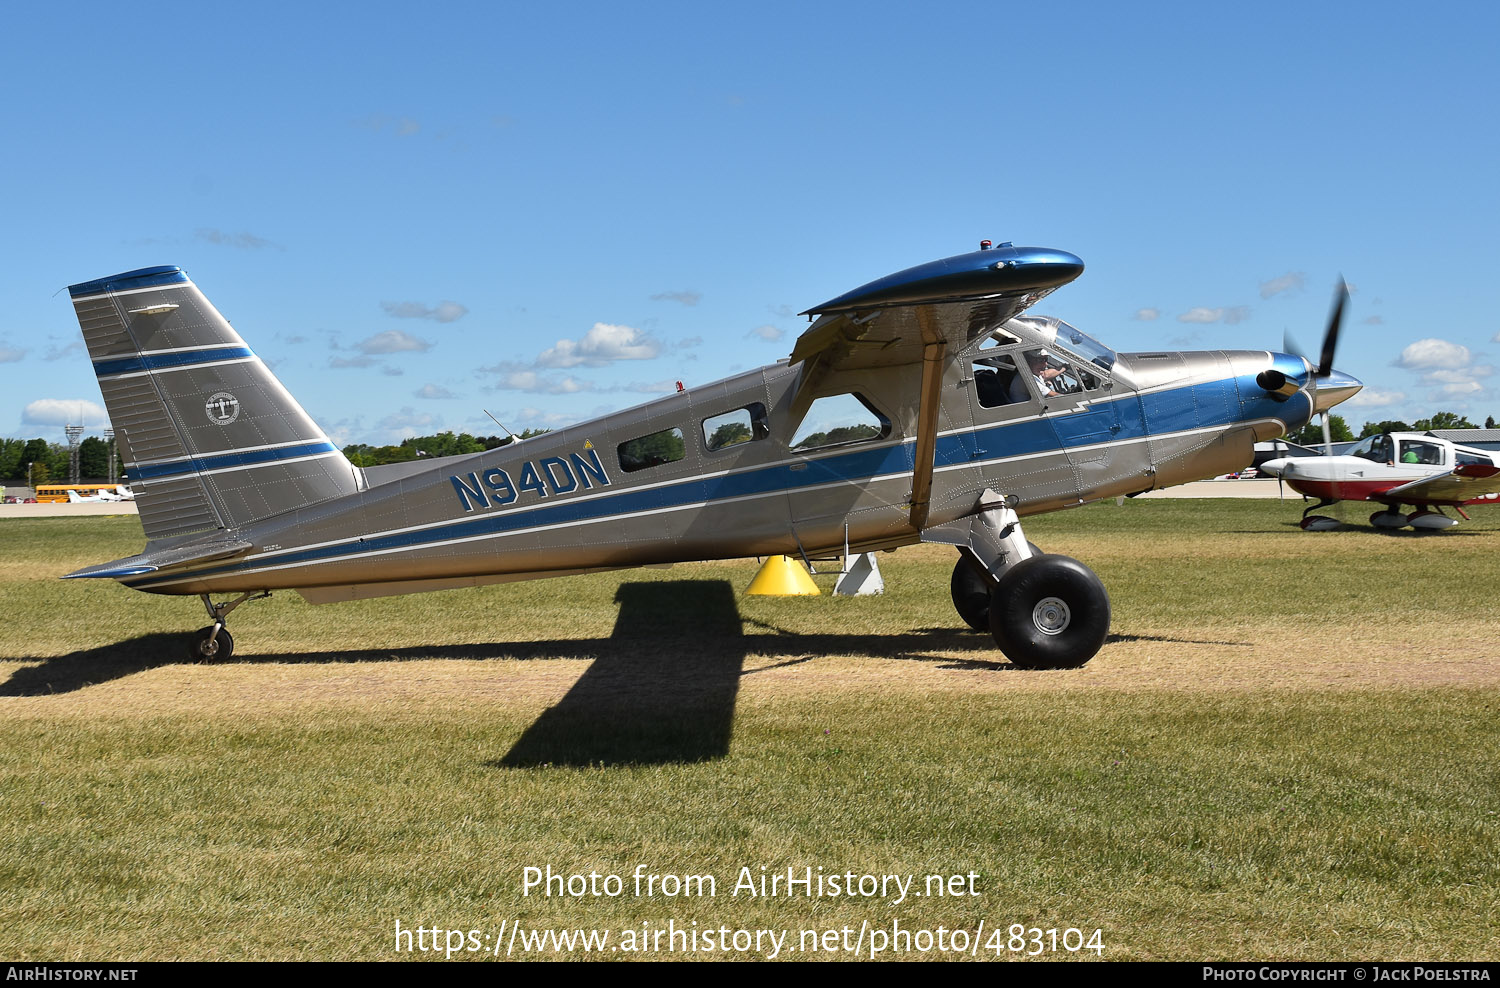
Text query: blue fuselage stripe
130 376 1311 587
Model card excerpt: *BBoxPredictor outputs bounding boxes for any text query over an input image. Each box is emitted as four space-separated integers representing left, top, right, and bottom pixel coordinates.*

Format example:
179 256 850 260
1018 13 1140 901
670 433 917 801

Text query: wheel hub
1032 596 1071 635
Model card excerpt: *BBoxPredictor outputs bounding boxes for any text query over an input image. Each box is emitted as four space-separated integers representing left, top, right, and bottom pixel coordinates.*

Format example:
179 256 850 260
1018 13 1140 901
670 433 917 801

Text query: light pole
27 461 33 491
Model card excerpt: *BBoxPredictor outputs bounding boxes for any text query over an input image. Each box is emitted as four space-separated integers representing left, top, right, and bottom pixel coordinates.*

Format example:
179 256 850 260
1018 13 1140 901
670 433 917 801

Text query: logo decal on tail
205 392 241 425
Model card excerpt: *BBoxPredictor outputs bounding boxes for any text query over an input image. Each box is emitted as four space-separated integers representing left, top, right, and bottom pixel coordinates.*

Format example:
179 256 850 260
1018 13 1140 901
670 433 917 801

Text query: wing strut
908 306 946 531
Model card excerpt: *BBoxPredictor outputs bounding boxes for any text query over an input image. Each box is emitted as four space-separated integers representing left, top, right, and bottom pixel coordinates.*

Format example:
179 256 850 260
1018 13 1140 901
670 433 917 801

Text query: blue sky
3 1 1497 446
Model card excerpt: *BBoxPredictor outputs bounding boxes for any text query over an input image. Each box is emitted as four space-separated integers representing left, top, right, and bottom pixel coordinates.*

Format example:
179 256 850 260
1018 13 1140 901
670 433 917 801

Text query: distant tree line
1288 410 1485 447
340 429 552 468
0 436 121 485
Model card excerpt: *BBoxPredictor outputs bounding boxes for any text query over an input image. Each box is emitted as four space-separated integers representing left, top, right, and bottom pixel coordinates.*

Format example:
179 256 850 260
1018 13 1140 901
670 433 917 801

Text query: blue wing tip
68 266 187 298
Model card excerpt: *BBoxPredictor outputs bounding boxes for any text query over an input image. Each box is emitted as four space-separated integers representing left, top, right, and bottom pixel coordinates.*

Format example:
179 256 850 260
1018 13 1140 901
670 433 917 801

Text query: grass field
1 501 1497 961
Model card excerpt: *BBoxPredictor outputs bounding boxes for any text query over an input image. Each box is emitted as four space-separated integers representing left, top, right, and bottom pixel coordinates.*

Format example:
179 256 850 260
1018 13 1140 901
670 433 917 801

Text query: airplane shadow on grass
0 579 1251 765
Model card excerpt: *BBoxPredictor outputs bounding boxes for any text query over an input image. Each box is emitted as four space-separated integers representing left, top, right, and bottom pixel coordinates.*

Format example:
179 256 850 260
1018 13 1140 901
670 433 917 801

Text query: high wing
789 245 1084 528
1379 463 1500 505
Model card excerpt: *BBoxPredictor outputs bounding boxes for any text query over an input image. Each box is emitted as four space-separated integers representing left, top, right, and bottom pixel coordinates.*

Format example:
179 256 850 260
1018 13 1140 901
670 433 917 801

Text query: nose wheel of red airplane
950 543 1041 631
988 554 1110 669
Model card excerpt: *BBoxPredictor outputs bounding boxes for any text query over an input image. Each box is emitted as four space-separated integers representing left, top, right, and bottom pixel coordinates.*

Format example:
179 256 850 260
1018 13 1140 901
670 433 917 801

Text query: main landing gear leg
189 591 270 662
1300 498 1340 531
922 490 1110 669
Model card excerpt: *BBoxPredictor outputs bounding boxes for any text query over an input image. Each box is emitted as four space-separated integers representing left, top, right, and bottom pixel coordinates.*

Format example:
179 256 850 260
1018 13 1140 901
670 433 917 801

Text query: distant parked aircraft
1260 432 1500 530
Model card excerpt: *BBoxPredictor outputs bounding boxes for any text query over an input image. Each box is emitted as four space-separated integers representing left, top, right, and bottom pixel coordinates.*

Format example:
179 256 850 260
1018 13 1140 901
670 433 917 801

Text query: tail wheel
989 554 1109 669
189 626 234 663
949 543 1042 632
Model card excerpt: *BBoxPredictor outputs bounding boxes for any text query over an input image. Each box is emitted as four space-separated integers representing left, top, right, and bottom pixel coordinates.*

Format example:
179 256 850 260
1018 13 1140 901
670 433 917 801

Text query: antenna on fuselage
482 409 520 445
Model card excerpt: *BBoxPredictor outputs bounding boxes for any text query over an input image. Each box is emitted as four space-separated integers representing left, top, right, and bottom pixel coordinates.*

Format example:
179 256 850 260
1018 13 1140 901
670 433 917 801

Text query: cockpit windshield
1003 315 1117 371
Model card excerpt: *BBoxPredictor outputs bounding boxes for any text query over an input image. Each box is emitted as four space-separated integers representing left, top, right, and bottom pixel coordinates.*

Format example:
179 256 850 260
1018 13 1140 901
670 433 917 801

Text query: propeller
1274 279 1355 456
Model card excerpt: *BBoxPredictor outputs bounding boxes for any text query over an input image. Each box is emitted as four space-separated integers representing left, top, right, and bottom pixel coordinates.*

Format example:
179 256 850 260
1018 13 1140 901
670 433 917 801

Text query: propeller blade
1284 328 1308 364
1321 410 1333 456
1317 279 1348 377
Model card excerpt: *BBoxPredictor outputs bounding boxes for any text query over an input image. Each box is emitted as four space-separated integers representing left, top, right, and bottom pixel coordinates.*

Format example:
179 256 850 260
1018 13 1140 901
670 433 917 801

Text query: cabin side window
1398 440 1444 466
971 353 1025 408
790 393 889 451
702 402 769 453
618 427 687 473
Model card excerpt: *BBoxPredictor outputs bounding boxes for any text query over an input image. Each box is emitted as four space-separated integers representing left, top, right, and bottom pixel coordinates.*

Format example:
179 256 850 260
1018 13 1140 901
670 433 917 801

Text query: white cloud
0 345 26 363
357 115 421 137
746 325 784 342
1343 388 1407 408
1435 380 1483 397
488 368 597 394
1363 316 1384 325
1259 272 1305 299
1178 306 1249 325
1179 307 1224 324
623 379 680 393
356 330 433 354
197 228 280 250
651 290 701 307
378 406 437 439
536 323 661 368
381 300 469 323
512 406 585 430
415 383 458 399
1133 308 1159 321
330 355 379 368
1395 338 1470 370
22 398 108 427
43 341 83 361
1422 366 1493 384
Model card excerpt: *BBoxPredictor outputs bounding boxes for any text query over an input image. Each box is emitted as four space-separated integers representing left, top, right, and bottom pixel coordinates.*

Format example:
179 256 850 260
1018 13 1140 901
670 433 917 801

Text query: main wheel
950 543 1042 632
189 626 235 663
988 554 1109 669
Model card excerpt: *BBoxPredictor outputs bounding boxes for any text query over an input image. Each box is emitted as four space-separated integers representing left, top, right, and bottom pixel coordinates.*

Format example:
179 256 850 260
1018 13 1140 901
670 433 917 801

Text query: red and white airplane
1260 432 1500 530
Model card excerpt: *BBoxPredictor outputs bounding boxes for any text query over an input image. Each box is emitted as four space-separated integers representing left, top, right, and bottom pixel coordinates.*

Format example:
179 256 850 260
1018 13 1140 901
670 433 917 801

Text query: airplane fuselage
117 343 1312 600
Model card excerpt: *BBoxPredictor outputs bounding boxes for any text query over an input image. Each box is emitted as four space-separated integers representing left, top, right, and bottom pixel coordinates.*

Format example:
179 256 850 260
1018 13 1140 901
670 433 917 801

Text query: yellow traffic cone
745 555 821 596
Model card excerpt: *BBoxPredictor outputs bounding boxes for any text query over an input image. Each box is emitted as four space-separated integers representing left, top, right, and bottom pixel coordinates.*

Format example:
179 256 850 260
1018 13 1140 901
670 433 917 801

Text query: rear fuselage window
618 427 686 473
790 393 889 451
702 403 769 452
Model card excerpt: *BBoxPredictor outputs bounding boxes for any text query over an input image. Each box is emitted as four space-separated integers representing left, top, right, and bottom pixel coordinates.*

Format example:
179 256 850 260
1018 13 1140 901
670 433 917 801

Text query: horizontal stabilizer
62 538 253 581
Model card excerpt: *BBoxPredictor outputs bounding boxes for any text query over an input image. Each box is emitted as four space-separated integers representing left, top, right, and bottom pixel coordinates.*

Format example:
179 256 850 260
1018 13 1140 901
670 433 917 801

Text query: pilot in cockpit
1008 349 1063 403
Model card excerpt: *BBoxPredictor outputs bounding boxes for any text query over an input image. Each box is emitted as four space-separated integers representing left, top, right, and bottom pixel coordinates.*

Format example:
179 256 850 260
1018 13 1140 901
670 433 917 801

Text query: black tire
950 543 1041 632
189 626 234 663
989 554 1109 669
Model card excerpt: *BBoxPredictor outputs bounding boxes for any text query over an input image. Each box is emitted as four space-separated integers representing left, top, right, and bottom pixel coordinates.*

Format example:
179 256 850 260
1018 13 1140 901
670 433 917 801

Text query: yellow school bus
33 484 126 503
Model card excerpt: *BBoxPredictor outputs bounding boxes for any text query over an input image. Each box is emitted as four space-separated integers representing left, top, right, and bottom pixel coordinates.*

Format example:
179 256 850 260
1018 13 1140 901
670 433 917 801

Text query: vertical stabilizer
68 267 362 541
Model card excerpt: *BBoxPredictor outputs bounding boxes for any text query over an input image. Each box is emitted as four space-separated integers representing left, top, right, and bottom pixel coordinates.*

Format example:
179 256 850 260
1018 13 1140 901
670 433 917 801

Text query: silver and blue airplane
61 243 1361 668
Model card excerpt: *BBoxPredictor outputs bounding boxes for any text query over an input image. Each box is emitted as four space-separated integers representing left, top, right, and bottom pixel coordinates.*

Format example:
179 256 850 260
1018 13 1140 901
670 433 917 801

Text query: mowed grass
0 501 1497 961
